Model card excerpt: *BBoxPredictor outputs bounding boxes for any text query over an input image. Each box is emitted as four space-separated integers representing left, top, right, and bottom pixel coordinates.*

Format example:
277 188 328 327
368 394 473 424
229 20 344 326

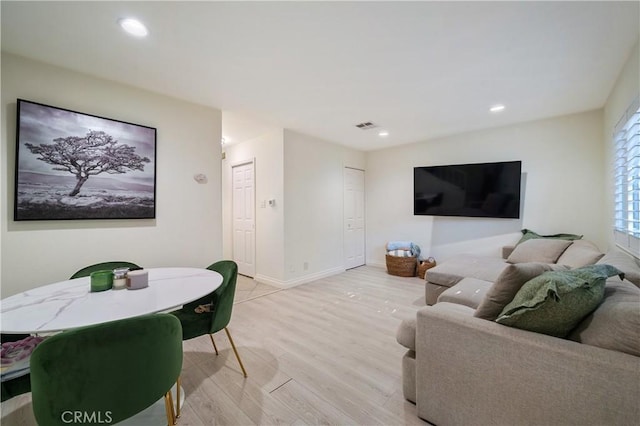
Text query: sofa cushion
501 245 515 259
425 282 449 306
437 277 492 309
596 250 640 287
556 240 604 268
516 228 583 245
426 254 508 288
495 264 623 338
396 318 416 351
474 263 568 321
568 277 640 357
506 239 572 264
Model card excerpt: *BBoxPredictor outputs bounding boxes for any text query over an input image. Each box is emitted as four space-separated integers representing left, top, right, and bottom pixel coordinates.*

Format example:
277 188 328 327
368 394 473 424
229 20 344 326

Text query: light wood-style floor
1 266 429 425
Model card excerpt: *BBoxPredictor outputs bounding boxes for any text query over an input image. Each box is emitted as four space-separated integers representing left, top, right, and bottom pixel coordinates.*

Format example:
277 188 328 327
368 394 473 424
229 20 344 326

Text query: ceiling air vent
355 121 377 130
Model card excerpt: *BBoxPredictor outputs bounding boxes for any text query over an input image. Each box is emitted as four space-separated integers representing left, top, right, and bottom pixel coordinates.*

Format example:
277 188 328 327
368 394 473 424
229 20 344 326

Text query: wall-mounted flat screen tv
414 160 521 218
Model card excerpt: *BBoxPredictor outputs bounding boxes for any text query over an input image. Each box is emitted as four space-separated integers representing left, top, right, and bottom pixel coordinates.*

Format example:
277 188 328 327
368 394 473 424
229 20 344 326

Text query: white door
344 167 365 269
232 161 256 277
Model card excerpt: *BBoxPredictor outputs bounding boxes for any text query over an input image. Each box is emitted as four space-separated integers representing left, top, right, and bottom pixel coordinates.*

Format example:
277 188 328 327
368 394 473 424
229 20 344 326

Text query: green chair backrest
177 260 238 338
207 260 239 334
70 261 142 279
30 314 183 426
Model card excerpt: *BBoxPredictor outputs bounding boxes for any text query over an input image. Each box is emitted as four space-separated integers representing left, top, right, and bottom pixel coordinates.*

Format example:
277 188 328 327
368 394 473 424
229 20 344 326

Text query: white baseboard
366 261 386 269
253 274 286 288
255 266 345 289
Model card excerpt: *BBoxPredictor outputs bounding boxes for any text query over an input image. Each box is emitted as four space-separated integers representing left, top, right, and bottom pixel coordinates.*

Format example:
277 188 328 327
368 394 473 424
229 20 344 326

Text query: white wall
222 129 365 287
603 40 640 251
283 130 365 285
366 110 605 266
222 129 285 282
1 53 223 297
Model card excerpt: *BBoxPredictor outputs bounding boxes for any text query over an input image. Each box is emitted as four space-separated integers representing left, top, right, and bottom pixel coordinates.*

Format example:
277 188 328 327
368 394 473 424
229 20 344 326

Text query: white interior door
232 161 256 277
344 167 365 269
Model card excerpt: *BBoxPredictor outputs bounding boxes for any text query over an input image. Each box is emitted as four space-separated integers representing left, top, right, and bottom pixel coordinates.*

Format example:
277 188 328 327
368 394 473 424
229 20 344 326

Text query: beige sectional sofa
397 240 640 425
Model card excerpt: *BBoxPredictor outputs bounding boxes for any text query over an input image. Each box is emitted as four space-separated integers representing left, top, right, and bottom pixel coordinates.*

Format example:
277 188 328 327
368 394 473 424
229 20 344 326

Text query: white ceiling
2 1 638 151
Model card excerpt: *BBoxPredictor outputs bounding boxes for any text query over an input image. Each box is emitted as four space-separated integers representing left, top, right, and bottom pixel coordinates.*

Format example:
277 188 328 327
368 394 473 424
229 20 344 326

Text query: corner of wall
1 53 223 296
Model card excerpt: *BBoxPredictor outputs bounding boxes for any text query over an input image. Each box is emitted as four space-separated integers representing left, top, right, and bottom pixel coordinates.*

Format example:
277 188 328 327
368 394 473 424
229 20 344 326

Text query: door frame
344 166 366 270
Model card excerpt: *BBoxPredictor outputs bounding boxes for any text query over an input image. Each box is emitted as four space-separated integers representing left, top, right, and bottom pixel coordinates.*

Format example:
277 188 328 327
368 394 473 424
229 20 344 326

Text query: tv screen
414 160 521 218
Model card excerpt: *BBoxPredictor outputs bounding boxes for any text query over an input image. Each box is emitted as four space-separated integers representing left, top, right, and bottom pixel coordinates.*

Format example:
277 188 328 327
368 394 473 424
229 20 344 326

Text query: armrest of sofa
415 302 640 426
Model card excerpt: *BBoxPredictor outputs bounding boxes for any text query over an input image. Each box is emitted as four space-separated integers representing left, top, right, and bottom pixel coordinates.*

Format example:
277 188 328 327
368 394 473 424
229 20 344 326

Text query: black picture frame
14 99 157 221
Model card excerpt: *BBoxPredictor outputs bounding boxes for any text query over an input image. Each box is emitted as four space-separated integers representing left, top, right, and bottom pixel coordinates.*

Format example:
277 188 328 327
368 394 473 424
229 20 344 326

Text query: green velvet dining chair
171 260 247 378
29 314 183 426
1 333 32 402
70 261 142 279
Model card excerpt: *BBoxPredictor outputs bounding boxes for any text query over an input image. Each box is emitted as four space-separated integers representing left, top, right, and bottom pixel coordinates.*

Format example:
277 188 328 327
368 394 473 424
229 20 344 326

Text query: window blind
613 96 640 257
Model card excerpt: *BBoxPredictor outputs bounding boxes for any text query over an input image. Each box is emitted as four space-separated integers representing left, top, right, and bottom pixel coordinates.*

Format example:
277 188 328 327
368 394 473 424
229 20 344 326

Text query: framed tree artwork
14 99 157 220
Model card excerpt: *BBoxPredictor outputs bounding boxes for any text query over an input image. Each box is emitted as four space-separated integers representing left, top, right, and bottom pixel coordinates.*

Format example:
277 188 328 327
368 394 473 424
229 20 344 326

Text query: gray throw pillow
506 239 573 264
474 263 567 321
496 264 623 338
556 240 604 268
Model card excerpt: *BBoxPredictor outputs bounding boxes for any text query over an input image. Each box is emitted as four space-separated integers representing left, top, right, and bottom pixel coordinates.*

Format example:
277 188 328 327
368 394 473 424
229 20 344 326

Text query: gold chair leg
224 327 248 377
168 389 177 425
164 392 176 426
176 376 181 419
209 334 219 355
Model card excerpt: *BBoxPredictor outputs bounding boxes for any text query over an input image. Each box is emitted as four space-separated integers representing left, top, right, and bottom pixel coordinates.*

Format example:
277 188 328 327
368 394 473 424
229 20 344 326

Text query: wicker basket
386 255 417 277
417 257 437 279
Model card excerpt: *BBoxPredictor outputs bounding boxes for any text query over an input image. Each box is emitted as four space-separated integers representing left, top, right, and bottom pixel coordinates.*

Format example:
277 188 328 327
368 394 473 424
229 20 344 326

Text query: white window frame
613 96 640 257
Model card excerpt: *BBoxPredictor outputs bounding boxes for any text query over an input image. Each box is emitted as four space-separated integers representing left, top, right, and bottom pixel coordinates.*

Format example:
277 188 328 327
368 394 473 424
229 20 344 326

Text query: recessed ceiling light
378 130 389 137
490 104 505 113
118 18 148 37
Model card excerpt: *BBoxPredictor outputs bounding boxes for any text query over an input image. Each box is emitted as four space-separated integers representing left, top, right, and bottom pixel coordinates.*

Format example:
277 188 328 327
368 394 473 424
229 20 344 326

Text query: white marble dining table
0 267 222 334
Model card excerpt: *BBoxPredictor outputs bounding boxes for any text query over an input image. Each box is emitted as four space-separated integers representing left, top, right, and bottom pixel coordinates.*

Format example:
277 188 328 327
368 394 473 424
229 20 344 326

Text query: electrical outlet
303 262 309 271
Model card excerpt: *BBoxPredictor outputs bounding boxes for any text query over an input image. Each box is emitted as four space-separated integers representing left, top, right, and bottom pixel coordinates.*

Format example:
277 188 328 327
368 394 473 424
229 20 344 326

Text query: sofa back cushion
568 277 640 356
556 240 604 268
597 250 640 287
506 239 572 264
474 263 567 320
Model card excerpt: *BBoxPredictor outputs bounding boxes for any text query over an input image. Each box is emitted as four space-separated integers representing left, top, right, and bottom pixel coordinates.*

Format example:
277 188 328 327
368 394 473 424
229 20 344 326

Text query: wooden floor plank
270 379 360 426
196 353 301 426
181 364 256 426
276 351 401 426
